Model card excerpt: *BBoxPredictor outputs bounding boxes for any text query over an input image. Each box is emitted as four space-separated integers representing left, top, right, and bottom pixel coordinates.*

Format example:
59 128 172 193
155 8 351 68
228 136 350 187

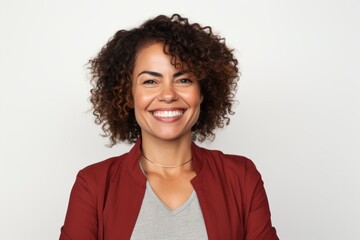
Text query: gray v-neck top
130 181 208 239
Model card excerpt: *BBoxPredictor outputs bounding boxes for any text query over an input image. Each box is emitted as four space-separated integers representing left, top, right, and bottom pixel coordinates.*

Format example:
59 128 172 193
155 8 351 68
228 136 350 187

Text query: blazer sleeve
60 170 98 240
244 160 279 240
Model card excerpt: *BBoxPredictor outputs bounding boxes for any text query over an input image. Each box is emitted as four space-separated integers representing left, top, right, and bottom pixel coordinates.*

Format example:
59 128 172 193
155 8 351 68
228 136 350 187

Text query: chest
101 172 245 240
130 181 208 239
146 171 196 210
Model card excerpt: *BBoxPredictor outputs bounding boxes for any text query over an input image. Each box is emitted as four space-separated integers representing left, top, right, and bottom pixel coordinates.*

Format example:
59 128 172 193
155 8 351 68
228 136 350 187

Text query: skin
131 42 203 210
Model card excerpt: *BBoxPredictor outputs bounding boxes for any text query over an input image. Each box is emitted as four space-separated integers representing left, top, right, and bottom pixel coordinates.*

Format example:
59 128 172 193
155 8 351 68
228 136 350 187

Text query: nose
158 83 178 103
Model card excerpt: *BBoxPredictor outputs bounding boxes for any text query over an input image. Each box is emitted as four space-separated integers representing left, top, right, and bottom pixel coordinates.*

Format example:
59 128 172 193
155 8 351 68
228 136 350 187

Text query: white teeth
153 110 183 118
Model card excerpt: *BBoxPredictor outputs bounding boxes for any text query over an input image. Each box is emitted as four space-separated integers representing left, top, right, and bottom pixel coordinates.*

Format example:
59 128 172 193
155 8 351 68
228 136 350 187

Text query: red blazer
60 140 279 240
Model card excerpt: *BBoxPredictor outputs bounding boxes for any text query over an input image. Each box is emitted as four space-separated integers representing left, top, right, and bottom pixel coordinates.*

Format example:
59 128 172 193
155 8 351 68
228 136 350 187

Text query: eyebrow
137 70 189 78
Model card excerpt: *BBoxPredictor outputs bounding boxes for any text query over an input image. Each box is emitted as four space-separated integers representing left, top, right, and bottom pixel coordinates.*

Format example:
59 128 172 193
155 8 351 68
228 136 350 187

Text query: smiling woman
59 14 279 240
132 43 203 143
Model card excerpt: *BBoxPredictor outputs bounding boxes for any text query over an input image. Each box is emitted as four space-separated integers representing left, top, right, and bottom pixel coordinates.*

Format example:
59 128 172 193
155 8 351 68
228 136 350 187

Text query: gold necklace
141 153 192 168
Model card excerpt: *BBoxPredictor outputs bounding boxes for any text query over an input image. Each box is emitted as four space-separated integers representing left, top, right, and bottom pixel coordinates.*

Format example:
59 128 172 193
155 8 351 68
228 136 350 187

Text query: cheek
189 89 203 105
132 90 156 111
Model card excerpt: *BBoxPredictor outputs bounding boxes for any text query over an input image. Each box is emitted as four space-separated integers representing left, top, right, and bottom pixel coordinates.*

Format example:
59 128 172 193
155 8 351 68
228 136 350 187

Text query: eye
177 78 193 84
142 79 157 85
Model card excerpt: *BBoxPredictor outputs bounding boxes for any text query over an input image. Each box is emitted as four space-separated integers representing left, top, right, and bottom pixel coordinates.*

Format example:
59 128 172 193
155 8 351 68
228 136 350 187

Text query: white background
1 0 359 239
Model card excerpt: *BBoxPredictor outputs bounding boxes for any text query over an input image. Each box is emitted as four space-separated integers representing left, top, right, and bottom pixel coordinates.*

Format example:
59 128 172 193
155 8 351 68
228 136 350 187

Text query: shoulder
73 140 143 193
195 144 256 170
76 151 131 186
193 144 261 181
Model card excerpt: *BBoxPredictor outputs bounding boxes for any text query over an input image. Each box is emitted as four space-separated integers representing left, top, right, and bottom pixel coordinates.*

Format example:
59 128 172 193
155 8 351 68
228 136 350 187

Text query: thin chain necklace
141 153 192 168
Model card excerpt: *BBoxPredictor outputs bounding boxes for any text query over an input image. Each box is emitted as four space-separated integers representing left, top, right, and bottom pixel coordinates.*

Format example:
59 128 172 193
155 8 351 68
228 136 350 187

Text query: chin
150 130 191 142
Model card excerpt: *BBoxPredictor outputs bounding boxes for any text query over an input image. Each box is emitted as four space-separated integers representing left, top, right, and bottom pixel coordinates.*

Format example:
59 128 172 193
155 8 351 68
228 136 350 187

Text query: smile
152 110 184 118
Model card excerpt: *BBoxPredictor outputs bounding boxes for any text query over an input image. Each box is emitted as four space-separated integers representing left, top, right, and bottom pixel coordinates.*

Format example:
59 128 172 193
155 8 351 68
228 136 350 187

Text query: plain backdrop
1 0 359 239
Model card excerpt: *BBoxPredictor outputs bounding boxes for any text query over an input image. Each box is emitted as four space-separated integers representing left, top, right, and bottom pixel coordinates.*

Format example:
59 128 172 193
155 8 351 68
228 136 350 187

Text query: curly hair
89 14 239 146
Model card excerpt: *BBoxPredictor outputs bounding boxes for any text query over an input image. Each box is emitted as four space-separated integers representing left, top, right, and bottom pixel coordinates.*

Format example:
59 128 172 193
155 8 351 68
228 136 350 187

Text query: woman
60 14 279 240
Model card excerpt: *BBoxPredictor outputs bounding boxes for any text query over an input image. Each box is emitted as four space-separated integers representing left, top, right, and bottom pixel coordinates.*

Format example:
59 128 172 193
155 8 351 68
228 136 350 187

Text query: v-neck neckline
145 181 196 216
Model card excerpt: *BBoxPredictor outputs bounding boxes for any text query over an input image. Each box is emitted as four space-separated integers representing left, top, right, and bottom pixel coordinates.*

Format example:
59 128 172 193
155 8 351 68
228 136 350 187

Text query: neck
142 153 192 168
140 134 193 174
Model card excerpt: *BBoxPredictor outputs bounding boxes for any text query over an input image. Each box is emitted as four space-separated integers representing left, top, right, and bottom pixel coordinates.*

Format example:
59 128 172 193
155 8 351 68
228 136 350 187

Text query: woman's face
131 42 203 142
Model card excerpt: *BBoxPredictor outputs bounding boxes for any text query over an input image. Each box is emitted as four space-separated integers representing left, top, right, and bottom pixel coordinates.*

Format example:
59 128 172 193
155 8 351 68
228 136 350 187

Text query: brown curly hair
89 14 239 146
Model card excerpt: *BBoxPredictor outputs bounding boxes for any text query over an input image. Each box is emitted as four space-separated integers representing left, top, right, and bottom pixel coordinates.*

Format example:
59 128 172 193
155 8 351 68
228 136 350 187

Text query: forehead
135 42 166 61
133 42 186 73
